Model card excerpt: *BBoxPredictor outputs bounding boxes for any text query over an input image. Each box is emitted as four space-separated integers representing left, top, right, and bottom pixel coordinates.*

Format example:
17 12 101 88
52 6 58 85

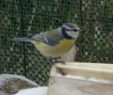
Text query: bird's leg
49 56 65 64
49 56 65 75
49 56 59 63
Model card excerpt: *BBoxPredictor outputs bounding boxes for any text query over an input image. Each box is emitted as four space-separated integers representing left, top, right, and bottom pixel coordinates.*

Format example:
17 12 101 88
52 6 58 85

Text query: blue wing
12 30 63 46
32 31 63 46
43 35 60 46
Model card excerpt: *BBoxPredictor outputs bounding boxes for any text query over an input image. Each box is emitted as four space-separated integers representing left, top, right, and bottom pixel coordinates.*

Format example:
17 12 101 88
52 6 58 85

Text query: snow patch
14 86 48 95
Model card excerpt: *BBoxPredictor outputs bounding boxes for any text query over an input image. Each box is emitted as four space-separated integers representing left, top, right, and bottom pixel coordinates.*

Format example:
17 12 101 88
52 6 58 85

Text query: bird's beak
78 27 84 32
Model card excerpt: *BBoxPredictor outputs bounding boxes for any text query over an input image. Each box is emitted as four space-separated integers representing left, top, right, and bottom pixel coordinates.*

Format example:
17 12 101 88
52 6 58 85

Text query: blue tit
12 23 81 59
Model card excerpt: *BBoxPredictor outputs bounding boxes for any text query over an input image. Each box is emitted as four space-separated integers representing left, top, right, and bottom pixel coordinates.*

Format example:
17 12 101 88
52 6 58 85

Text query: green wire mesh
75 0 113 63
0 0 113 85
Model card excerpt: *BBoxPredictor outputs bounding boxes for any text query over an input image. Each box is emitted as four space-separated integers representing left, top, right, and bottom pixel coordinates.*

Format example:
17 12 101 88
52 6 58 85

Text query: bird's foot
49 56 65 64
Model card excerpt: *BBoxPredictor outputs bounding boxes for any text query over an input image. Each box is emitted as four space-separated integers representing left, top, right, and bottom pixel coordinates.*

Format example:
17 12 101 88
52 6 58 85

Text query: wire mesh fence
0 0 113 85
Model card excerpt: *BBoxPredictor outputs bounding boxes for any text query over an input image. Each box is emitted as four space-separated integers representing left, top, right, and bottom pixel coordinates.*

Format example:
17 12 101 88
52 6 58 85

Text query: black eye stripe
62 26 77 31
73 29 78 32
62 26 69 31
61 27 73 39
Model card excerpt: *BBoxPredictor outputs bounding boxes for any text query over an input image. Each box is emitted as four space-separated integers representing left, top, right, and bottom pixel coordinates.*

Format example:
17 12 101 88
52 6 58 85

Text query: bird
12 23 81 63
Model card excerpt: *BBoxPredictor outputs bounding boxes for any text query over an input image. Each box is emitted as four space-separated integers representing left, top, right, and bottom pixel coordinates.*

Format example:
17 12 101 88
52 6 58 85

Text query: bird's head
59 23 81 39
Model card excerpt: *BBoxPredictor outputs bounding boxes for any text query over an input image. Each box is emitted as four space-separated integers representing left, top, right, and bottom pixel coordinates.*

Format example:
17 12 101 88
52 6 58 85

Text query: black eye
73 29 78 32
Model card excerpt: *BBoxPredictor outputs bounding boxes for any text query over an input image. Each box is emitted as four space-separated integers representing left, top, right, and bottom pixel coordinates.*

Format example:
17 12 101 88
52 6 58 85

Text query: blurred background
0 0 113 85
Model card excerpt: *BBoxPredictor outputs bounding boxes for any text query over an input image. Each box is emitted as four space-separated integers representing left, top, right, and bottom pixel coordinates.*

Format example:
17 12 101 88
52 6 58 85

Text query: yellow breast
33 39 75 57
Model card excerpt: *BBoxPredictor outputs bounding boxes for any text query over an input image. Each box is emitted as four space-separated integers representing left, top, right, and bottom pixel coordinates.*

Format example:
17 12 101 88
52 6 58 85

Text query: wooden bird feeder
48 62 113 95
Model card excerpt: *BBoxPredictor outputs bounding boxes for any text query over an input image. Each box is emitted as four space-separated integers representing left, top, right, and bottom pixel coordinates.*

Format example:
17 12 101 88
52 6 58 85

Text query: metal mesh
75 0 113 63
0 0 113 85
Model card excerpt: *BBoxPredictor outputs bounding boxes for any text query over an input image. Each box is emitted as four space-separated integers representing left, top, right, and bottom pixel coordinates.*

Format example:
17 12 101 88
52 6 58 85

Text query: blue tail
12 37 32 42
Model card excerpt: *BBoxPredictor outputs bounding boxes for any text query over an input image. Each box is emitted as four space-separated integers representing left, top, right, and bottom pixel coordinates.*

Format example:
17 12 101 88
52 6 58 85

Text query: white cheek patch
66 31 79 39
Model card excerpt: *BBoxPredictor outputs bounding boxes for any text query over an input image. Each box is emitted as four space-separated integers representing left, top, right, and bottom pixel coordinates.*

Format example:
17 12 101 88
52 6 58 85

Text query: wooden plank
49 76 113 95
48 62 113 95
